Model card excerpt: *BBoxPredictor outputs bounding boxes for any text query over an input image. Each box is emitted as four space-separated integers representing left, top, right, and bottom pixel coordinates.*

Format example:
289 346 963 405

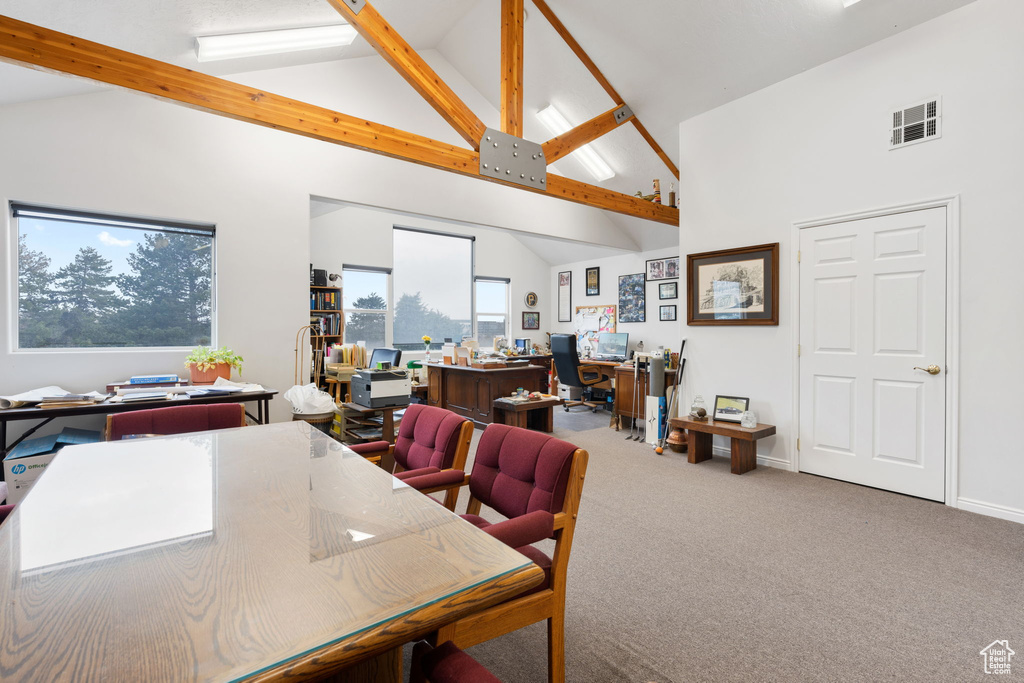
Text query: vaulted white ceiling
0 0 977 256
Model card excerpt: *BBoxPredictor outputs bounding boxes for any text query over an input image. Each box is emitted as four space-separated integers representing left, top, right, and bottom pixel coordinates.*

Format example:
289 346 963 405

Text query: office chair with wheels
105 403 246 440
550 333 608 412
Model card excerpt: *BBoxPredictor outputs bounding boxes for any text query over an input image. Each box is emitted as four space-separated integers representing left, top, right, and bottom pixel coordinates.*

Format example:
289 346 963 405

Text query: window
475 277 509 348
342 265 390 352
13 203 215 349
392 227 473 349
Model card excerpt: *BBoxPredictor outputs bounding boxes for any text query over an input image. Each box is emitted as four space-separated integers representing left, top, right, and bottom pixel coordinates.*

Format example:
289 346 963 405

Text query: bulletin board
573 305 616 354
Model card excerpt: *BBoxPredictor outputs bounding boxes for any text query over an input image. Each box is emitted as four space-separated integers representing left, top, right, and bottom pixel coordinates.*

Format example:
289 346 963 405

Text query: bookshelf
310 285 342 387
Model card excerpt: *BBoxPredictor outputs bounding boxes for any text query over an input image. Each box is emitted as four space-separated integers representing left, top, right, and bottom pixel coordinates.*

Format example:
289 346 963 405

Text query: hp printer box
3 427 100 504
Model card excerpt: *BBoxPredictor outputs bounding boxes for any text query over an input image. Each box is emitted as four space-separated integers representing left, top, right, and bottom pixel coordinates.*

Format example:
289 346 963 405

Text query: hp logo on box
11 464 26 474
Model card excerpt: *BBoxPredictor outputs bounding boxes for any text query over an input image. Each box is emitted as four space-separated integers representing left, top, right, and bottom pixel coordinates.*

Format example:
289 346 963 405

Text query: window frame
474 276 511 346
11 202 217 353
391 226 475 350
341 264 392 348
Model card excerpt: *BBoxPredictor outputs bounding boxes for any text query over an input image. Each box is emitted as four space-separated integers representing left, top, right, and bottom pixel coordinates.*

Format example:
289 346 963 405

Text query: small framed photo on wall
522 311 540 330
585 267 600 296
646 256 680 281
659 305 677 321
659 282 678 300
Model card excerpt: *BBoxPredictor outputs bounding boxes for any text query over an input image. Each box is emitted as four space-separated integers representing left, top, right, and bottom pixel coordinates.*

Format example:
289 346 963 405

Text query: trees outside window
14 205 214 349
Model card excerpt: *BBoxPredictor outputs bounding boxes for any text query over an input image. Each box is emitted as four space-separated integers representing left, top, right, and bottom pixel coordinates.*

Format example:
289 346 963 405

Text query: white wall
309 204 552 352
0 49 632 435
549 246 683 358
677 0 1024 521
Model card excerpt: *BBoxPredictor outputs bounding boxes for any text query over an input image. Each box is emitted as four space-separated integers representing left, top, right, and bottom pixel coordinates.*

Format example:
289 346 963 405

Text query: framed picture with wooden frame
522 311 540 330
686 243 779 326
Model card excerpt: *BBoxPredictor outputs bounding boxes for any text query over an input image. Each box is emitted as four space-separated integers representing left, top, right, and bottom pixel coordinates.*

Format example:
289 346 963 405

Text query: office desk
0 422 542 681
0 389 277 457
426 362 547 427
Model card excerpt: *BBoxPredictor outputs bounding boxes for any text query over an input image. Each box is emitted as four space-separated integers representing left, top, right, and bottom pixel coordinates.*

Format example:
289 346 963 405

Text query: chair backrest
550 333 584 389
393 404 472 471
105 403 246 441
368 347 402 368
468 423 578 520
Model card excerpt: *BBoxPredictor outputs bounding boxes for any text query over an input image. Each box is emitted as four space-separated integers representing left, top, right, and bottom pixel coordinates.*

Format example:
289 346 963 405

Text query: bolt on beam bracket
478 128 547 191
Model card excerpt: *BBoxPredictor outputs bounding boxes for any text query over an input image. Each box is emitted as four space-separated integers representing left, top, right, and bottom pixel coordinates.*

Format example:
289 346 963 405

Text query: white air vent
890 97 941 149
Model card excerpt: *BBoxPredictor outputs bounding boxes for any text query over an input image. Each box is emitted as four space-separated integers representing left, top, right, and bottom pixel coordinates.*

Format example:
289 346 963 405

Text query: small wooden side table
668 416 776 475
492 397 562 433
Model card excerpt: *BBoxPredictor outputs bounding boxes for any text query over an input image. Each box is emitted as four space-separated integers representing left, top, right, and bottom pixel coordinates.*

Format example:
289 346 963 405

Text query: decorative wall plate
524 291 538 308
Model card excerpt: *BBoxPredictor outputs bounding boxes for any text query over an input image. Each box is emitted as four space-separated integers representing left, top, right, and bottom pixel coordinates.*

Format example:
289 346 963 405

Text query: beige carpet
417 408 1024 682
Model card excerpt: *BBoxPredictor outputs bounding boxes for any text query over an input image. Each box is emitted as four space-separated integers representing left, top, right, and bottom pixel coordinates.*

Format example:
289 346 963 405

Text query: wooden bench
668 416 776 475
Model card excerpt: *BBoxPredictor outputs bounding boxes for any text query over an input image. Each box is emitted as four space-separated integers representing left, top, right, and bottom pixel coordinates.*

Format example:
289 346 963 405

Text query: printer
350 368 412 409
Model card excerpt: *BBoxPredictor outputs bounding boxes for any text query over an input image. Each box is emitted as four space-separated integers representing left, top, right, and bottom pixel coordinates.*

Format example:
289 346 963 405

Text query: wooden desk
0 422 542 681
492 396 562 432
426 363 547 427
0 389 277 457
669 416 777 475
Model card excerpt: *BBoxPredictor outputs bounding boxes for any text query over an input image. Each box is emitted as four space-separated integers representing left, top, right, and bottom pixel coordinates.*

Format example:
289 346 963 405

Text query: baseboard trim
711 446 794 471
957 497 1024 525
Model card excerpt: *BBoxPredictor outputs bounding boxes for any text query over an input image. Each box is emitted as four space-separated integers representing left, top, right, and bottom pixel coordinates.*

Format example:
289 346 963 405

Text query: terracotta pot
188 362 232 385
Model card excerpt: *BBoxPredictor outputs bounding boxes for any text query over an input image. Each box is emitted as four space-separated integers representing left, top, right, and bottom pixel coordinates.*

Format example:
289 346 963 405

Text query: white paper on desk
0 386 70 409
212 377 265 392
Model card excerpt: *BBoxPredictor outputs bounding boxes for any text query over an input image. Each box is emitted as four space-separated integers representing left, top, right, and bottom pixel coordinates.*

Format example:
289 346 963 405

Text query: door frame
790 196 960 506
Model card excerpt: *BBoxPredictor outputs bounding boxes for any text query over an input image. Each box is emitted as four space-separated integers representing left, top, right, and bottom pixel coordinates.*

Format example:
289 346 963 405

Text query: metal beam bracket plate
613 104 633 125
479 128 547 191
340 0 366 14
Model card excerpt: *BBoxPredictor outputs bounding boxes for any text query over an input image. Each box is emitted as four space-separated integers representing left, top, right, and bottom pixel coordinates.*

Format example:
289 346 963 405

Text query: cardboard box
3 427 101 504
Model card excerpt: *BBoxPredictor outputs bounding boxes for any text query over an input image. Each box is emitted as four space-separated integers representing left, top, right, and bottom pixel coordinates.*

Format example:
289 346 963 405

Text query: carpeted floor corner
411 408 1024 682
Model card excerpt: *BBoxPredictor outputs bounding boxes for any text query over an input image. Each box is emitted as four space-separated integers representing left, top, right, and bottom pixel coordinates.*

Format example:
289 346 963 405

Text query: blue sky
20 216 144 278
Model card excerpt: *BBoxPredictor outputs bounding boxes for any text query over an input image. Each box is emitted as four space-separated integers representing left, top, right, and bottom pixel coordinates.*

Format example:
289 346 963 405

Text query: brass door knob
913 364 941 375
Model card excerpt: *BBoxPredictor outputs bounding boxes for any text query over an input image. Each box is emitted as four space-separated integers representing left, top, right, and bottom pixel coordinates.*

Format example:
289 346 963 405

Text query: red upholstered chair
105 404 246 441
347 404 473 510
430 423 589 683
411 640 501 683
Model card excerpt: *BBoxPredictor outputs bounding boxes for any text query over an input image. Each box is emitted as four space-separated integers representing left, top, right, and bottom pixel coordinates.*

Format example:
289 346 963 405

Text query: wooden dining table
0 421 542 681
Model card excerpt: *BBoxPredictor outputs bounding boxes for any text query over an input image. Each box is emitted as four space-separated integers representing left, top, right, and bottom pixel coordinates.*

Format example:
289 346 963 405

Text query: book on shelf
310 289 340 312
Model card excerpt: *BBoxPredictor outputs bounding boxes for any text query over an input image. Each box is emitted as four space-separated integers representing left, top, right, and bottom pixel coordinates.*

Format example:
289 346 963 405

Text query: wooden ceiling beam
500 0 525 136
326 0 487 150
541 104 633 164
529 0 680 179
0 15 678 227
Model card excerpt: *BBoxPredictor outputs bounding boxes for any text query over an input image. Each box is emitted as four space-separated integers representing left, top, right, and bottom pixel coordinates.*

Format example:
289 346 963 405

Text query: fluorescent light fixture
843 0 862 7
536 104 615 182
195 24 357 62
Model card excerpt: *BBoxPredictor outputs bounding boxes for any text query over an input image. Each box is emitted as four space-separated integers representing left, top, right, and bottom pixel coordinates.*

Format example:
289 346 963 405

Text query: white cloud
98 231 133 247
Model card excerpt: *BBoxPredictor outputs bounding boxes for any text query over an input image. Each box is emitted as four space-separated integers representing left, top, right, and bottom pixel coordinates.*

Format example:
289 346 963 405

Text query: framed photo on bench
713 395 749 423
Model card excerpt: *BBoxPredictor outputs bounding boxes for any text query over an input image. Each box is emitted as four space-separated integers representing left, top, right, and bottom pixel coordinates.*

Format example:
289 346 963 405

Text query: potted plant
184 346 243 385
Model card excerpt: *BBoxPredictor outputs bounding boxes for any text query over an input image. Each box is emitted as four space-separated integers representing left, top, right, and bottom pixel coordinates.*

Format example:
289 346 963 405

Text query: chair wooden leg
547 612 565 683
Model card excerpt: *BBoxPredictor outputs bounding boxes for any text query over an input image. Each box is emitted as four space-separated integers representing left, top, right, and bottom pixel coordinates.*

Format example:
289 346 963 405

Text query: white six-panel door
798 207 946 501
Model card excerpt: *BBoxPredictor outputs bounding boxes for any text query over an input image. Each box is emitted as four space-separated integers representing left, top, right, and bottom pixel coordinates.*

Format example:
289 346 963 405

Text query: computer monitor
595 332 628 357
